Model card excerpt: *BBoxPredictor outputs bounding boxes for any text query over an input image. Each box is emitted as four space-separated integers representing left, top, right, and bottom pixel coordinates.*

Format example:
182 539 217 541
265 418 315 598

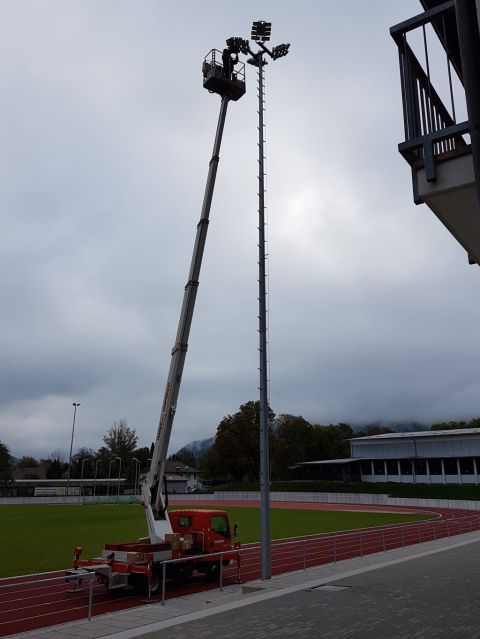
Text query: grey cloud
2 0 479 459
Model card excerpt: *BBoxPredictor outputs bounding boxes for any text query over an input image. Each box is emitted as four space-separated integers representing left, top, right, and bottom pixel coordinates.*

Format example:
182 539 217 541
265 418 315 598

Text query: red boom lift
67 44 246 594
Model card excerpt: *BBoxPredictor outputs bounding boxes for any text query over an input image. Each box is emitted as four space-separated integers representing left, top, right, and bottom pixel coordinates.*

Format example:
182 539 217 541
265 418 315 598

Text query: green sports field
0 504 432 578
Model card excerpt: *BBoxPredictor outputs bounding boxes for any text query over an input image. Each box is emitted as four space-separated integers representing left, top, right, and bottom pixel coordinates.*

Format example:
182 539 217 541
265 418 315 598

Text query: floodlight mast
231 23 290 582
142 47 245 544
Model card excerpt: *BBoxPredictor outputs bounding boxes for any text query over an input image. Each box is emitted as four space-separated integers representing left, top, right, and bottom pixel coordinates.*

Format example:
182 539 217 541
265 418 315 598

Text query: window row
360 458 478 476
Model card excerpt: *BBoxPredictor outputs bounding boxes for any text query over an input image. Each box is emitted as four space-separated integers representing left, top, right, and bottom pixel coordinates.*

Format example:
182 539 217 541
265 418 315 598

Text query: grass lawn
169 505 432 544
0 504 432 578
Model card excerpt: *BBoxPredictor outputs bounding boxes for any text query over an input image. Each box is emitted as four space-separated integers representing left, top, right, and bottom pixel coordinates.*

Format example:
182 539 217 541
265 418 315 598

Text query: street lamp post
230 22 289 582
107 459 113 498
80 458 87 498
116 456 122 502
93 459 100 498
132 457 140 497
66 402 80 498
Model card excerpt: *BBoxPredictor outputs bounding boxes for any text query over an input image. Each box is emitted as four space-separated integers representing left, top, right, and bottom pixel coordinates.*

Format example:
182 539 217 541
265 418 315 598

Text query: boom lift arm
142 46 245 544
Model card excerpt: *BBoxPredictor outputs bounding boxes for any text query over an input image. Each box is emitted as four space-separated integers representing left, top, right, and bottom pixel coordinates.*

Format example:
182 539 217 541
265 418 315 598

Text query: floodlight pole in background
80 458 86 498
66 402 80 498
93 458 100 497
132 457 140 496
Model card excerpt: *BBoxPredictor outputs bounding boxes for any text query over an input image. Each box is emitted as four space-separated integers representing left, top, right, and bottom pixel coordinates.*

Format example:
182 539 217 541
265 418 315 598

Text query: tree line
174 401 395 483
2 406 480 487
0 419 151 486
430 418 480 431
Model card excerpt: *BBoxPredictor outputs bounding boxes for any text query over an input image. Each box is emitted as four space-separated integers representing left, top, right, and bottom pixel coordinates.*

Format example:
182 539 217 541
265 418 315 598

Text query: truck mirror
233 524 239 537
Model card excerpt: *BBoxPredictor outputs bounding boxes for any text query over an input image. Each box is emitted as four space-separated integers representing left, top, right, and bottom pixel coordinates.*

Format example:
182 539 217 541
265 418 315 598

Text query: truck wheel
128 572 160 594
170 564 193 583
149 572 161 594
205 561 220 581
128 574 148 593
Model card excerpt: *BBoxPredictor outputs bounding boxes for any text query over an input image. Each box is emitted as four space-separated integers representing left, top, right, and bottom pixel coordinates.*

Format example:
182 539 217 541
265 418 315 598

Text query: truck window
178 516 192 527
211 515 229 537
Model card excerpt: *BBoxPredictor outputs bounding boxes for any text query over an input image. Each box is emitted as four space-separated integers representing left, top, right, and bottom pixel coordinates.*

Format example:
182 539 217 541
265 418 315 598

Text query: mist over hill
351 421 428 434
175 422 429 459
182 437 214 456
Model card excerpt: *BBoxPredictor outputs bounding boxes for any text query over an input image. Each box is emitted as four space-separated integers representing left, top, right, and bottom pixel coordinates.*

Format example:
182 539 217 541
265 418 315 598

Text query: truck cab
169 509 234 554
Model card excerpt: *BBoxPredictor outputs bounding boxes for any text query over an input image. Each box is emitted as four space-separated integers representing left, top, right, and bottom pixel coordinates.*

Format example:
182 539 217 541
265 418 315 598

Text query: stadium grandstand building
292 429 480 484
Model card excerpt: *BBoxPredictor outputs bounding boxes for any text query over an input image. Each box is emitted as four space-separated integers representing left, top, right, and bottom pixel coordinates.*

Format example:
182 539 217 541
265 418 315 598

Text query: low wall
172 490 480 512
0 495 141 505
2 491 480 511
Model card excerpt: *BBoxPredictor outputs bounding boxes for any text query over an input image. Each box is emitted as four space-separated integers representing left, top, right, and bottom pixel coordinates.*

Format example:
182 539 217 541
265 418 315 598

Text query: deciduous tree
205 401 274 482
16 455 39 468
101 419 138 477
271 414 315 480
46 449 68 479
70 447 96 479
0 441 13 486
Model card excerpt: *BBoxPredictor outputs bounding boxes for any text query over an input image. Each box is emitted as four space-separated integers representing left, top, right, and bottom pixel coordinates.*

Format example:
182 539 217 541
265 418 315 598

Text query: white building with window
352 429 480 484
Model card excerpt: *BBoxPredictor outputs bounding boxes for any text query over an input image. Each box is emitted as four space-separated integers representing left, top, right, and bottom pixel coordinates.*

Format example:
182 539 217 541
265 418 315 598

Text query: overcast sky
1 0 479 459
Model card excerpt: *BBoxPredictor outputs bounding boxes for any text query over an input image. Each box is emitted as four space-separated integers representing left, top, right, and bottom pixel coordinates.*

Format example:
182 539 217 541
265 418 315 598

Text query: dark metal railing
391 1 469 183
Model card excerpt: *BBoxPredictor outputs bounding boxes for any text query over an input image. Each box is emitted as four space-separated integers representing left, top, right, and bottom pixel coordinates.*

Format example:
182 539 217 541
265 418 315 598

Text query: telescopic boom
142 47 245 543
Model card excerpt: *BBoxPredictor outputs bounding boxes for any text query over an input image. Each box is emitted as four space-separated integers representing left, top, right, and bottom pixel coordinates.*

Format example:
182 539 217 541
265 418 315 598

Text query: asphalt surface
160 541 480 639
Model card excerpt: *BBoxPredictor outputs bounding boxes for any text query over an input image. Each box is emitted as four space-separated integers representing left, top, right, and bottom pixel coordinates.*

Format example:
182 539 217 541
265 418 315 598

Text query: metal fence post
219 554 223 591
418 525 421 543
446 521 450 537
359 533 363 558
302 540 307 570
382 530 386 553
433 523 437 542
333 537 337 564
87 574 94 621
401 528 405 548
161 562 167 605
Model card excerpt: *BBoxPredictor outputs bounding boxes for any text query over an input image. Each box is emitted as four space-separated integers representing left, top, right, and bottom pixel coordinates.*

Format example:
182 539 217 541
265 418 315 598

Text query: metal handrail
156 548 241 604
238 512 480 576
390 0 468 182
0 571 96 621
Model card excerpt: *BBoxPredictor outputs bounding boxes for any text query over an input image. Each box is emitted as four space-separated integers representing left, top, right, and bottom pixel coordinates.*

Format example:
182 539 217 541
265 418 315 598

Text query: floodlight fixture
226 36 250 55
271 43 290 60
251 20 271 42
237 38 251 55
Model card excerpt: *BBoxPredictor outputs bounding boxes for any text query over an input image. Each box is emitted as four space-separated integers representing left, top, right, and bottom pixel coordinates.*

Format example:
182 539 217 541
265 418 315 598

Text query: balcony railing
391 1 469 184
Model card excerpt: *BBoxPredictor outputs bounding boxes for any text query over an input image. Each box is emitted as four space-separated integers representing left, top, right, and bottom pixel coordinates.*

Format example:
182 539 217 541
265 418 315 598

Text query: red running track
1 503 478 637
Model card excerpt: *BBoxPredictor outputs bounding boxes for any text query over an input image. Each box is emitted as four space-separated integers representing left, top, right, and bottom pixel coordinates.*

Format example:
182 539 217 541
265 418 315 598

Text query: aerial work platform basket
202 49 246 101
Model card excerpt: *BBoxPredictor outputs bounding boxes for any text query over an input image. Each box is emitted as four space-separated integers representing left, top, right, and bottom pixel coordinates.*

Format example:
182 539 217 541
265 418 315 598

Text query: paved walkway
11 531 480 639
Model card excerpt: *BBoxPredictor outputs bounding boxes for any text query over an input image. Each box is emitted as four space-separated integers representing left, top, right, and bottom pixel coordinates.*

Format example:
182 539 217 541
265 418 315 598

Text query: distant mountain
181 437 214 457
